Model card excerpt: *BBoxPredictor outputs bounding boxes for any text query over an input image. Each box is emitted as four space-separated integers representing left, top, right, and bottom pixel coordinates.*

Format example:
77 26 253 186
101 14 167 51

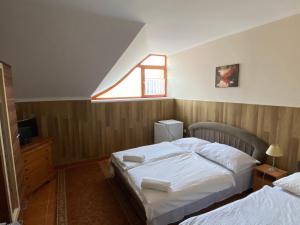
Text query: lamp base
268 166 277 172
268 157 278 172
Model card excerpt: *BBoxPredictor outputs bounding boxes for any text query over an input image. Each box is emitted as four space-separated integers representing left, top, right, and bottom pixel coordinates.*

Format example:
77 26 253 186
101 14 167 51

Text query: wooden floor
22 179 57 225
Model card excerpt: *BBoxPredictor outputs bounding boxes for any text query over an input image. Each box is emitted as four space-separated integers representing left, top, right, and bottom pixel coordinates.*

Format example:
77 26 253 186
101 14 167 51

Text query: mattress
180 186 300 225
127 153 236 222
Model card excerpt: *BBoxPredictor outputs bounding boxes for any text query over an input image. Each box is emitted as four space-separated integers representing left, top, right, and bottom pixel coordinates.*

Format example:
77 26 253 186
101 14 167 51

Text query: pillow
196 142 259 173
273 173 300 196
172 137 210 152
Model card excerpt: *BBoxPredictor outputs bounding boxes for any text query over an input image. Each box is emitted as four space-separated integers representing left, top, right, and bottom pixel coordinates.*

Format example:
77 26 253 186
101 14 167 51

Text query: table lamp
266 144 283 171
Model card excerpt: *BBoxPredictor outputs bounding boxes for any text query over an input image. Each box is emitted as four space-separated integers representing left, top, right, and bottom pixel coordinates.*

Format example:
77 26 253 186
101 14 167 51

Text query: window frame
91 54 167 100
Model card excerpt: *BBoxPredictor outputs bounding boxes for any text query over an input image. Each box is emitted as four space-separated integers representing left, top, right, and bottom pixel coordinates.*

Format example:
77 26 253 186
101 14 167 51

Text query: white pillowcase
273 172 300 196
172 137 210 152
196 142 259 173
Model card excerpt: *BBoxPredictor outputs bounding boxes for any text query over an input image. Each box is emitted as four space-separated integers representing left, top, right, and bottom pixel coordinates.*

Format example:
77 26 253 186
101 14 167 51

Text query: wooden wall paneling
291 109 300 165
277 107 294 170
240 104 258 134
16 98 300 171
16 99 175 166
175 99 300 172
256 105 265 140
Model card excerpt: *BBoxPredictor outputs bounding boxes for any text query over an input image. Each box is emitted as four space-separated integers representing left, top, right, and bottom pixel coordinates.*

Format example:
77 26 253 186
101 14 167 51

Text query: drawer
24 157 49 174
22 146 50 164
24 164 50 194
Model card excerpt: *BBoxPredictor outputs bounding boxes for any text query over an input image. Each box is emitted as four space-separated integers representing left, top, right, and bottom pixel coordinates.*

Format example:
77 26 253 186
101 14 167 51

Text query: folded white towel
141 177 171 192
123 154 145 163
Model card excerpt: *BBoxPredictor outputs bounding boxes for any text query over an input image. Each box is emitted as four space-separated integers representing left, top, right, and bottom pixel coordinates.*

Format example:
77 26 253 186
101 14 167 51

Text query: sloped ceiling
0 1 143 100
0 0 299 99
92 26 150 96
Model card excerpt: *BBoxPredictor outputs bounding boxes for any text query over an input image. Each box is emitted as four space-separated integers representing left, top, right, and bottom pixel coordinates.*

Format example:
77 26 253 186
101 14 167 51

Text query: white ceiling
26 0 300 54
0 0 299 99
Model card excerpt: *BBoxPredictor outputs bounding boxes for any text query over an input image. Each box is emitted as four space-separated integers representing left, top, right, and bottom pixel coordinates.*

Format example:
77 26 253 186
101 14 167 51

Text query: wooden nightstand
252 164 288 192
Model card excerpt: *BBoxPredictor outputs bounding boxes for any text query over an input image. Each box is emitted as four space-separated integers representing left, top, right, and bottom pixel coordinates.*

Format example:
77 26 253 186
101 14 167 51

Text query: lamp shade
266 144 283 157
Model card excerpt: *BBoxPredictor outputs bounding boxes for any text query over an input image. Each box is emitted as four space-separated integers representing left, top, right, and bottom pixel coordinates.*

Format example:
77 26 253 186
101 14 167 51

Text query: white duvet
112 142 188 170
128 153 236 220
180 185 300 225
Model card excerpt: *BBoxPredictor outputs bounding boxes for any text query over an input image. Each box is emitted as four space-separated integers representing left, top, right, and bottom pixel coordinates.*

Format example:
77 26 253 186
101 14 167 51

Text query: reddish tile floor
22 179 57 225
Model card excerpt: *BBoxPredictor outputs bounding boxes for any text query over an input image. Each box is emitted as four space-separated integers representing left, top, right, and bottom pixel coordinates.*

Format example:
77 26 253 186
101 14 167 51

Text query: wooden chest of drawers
21 137 55 196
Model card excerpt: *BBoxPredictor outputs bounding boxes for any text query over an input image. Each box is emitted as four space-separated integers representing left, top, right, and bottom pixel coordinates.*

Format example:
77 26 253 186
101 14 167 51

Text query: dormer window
92 54 167 100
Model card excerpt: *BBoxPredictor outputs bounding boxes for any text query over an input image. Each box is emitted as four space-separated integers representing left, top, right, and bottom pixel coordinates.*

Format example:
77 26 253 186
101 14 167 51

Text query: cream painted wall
168 14 300 107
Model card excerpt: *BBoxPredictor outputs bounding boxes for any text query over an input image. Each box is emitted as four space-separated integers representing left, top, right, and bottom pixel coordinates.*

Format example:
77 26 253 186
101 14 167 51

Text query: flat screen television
17 117 38 145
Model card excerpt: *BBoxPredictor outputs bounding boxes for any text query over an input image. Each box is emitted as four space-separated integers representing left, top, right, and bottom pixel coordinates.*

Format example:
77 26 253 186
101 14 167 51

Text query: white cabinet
154 120 183 143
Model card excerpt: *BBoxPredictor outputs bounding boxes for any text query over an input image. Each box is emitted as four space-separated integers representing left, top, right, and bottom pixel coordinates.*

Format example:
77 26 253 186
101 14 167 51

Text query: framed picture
215 64 239 88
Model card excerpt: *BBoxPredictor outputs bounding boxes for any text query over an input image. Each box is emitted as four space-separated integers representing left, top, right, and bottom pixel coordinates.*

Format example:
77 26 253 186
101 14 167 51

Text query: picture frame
215 64 239 88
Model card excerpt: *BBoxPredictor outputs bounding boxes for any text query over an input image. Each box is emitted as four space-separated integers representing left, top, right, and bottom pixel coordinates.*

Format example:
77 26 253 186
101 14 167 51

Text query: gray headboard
298 162 300 172
189 122 268 162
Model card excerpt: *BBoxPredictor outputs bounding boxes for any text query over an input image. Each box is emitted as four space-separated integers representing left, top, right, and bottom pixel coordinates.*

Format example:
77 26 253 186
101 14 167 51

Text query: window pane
97 68 142 99
141 55 166 66
92 54 167 100
144 69 165 96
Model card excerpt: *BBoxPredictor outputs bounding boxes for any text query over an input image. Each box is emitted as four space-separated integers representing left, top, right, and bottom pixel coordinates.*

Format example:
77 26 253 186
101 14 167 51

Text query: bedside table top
254 164 288 178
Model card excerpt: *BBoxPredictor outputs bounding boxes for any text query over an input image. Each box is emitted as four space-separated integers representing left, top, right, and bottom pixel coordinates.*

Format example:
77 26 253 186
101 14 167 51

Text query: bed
180 162 300 225
111 122 268 225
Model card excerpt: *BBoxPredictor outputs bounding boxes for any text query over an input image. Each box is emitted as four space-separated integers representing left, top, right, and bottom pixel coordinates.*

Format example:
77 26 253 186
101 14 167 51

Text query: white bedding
180 185 300 225
111 142 188 170
172 137 210 151
128 152 236 221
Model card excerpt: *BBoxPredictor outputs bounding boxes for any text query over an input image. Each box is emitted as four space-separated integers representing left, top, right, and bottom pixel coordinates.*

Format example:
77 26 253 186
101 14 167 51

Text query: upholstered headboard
189 122 268 162
298 162 300 172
